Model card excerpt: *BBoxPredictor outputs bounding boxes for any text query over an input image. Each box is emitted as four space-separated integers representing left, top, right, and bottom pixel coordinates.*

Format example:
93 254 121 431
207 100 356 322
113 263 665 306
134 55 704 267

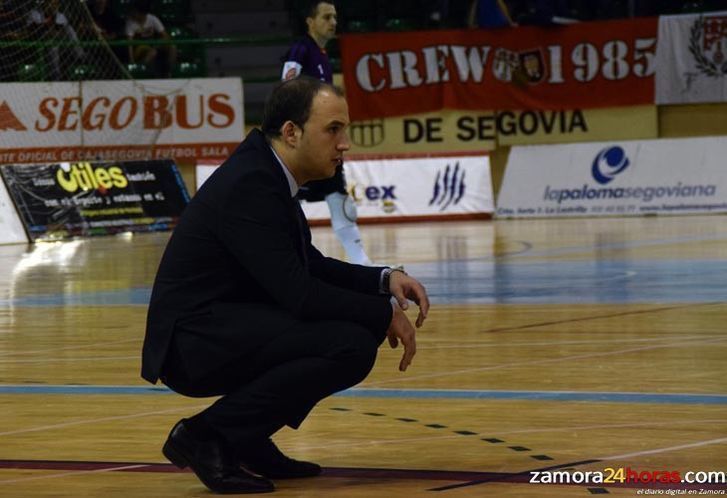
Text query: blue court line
3 258 727 307
1 385 726 404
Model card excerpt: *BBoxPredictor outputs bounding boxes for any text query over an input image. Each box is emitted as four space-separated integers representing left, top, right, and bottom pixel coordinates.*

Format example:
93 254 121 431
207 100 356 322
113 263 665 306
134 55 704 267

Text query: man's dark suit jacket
141 129 393 385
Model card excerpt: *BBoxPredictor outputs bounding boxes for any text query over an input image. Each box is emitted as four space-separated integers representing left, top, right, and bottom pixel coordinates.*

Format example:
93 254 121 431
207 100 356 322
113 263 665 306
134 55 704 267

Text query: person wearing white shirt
125 0 176 77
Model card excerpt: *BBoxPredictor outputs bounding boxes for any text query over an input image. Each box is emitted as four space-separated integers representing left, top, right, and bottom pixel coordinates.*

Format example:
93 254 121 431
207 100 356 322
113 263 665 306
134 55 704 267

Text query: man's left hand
389 271 429 328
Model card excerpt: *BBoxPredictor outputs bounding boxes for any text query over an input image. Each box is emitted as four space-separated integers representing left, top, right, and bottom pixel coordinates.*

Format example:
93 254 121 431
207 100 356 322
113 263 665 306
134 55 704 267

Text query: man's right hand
386 303 417 372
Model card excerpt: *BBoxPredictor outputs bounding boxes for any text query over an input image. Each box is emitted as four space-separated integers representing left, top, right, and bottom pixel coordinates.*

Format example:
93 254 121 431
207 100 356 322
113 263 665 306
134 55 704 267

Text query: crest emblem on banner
349 119 385 147
518 50 545 83
688 15 727 77
494 48 545 86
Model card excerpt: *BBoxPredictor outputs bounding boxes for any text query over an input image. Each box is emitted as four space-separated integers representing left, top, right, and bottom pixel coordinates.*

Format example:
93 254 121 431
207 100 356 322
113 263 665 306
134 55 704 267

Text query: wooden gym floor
0 214 726 496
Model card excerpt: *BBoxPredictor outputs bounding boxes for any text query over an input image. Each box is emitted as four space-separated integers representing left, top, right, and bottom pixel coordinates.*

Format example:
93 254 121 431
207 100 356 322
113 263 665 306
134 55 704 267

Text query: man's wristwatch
382 267 407 294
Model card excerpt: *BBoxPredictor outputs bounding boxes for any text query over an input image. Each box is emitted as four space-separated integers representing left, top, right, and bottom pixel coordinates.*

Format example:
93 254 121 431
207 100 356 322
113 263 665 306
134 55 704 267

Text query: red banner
340 18 657 120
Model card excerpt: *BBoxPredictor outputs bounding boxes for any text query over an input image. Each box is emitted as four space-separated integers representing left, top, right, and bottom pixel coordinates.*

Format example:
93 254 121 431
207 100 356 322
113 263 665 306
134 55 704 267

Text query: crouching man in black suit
141 77 430 494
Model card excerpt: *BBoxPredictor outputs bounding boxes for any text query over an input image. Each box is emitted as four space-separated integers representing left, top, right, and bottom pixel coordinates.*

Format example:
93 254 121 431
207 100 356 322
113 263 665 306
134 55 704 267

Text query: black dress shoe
239 438 322 479
163 419 275 494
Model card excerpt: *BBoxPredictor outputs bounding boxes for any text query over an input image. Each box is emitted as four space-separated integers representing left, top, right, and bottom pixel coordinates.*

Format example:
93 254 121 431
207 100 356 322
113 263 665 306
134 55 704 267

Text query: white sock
326 192 372 265
334 225 371 265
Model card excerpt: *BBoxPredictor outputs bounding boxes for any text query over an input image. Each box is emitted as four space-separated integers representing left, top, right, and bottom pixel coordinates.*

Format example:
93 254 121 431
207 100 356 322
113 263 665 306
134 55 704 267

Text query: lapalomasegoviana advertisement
497 136 727 218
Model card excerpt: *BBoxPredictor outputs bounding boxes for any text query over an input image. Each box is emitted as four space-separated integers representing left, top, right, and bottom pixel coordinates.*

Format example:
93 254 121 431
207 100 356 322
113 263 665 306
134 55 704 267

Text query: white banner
497 137 727 218
655 12 727 104
302 155 493 221
0 176 28 244
0 78 244 164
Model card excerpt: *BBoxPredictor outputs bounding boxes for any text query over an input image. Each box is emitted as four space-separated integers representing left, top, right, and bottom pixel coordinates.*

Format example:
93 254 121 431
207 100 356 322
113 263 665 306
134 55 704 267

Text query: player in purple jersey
282 1 373 266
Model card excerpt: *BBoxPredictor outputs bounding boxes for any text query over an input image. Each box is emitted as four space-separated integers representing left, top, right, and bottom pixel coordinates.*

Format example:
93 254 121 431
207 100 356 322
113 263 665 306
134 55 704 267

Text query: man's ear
280 120 300 147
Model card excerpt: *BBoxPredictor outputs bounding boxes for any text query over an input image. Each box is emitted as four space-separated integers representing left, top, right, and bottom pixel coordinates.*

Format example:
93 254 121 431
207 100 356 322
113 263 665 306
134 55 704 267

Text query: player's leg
325 165 372 265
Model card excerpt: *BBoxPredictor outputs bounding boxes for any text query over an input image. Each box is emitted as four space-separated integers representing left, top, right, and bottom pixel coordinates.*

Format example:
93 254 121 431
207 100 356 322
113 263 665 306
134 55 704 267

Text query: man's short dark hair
305 0 334 19
261 77 343 139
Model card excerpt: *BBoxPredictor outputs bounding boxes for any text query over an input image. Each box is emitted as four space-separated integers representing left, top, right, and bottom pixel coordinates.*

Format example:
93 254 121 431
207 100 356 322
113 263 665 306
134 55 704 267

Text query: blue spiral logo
591 146 630 185
429 163 466 211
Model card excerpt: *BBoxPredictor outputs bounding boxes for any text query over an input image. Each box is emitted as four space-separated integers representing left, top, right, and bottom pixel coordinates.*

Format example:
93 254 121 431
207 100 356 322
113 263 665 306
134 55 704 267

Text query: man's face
307 2 337 44
296 90 350 181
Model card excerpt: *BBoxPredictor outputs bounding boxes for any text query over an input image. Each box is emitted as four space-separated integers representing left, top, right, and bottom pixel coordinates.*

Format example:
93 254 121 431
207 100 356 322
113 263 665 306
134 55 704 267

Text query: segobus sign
0 78 244 163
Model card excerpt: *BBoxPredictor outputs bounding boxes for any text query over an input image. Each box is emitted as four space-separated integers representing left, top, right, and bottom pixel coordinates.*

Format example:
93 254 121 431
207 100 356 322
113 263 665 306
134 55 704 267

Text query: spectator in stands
125 0 176 77
281 1 374 266
468 0 515 28
26 0 84 80
0 0 26 81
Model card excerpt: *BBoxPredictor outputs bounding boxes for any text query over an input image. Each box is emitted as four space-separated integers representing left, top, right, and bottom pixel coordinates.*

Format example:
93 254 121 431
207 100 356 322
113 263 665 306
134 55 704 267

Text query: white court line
0 464 147 484
0 405 208 437
0 338 140 358
598 437 727 461
367 336 727 386
0 355 138 364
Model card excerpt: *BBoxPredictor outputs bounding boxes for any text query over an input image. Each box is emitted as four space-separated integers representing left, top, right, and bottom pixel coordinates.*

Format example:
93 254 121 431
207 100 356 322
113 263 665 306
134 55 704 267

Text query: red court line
0 459 504 481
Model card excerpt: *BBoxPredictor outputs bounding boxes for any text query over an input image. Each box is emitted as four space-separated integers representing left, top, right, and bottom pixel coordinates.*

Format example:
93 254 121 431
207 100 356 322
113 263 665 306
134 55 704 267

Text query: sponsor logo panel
0 78 244 163
301 155 493 221
0 160 190 240
497 136 727 218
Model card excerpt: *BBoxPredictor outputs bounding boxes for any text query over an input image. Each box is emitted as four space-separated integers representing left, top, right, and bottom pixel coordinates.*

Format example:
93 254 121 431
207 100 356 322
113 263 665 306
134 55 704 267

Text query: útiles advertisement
301 154 494 222
497 137 727 218
1 160 190 240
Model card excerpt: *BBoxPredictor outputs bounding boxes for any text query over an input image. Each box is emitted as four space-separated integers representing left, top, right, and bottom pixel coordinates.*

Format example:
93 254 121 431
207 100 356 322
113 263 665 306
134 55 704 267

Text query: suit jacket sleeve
217 168 392 335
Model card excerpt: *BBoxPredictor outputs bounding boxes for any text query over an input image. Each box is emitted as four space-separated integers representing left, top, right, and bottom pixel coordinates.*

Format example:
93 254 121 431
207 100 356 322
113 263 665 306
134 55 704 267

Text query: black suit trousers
161 312 386 447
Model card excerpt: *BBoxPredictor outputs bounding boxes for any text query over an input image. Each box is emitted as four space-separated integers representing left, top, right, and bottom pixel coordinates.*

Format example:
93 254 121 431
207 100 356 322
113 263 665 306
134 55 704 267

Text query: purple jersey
282 34 332 84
